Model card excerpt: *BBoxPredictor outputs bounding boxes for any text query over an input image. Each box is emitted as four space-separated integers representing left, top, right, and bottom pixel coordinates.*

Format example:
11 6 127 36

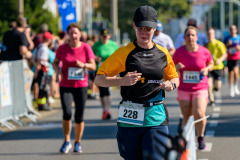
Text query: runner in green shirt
92 28 118 120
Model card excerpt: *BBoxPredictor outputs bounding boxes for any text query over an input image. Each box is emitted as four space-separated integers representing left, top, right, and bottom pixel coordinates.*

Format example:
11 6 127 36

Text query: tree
0 0 59 41
94 0 191 41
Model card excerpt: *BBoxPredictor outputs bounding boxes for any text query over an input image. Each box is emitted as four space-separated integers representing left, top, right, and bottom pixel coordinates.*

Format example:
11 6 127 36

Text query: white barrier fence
0 60 39 131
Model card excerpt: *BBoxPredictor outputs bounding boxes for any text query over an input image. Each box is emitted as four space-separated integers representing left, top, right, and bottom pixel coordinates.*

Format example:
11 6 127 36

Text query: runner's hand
76 60 84 68
176 62 185 70
121 71 142 86
216 59 221 65
159 80 173 92
56 71 62 82
201 67 208 76
227 40 232 46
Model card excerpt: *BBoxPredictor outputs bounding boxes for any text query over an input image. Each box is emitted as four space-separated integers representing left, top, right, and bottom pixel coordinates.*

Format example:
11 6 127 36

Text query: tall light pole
220 0 225 35
18 0 24 17
110 0 118 42
229 1 233 26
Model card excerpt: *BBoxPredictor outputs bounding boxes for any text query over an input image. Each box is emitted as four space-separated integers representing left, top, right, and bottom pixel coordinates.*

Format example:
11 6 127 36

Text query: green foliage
24 0 59 34
94 0 191 41
0 0 59 41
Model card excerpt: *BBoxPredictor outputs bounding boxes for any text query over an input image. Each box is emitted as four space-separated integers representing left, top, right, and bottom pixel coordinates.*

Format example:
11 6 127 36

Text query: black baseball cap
100 28 110 36
133 5 158 29
187 18 197 27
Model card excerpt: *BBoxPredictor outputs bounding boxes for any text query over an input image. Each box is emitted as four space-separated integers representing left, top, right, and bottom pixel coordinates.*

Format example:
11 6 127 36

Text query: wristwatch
171 82 176 90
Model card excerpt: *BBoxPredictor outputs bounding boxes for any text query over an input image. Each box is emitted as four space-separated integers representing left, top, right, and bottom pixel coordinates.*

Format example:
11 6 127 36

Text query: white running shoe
48 97 55 103
234 85 240 95
230 86 235 97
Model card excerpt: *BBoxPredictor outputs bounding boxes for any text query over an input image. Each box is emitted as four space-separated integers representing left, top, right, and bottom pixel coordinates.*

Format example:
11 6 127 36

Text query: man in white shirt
152 20 175 56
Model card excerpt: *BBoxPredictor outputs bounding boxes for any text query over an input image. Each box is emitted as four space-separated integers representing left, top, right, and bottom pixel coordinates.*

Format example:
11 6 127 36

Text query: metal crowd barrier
182 115 209 160
0 60 39 131
152 115 209 160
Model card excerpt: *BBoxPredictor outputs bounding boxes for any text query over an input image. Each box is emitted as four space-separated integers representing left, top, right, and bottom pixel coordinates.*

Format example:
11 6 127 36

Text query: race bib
117 101 145 126
68 67 85 80
228 47 237 55
183 71 200 83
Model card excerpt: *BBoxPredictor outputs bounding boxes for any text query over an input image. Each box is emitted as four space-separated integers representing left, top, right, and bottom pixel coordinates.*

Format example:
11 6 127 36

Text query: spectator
0 16 33 61
33 23 49 48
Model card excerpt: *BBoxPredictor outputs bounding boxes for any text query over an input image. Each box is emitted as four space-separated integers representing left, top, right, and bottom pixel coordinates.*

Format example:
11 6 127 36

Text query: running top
97 41 178 127
172 45 212 92
36 44 49 67
56 42 95 88
92 39 118 70
152 32 174 50
207 39 226 70
223 35 240 60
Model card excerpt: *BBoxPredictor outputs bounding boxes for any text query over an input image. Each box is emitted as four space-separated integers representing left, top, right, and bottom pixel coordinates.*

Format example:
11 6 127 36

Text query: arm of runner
76 59 96 71
159 77 179 92
95 70 142 87
216 52 227 65
175 62 185 71
201 60 214 76
53 58 62 82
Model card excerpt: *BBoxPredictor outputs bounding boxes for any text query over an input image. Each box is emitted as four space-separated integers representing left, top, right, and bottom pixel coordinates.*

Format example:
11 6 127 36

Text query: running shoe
60 141 72 153
230 86 235 97
74 142 82 153
198 136 206 150
234 85 240 95
48 96 55 103
102 111 111 120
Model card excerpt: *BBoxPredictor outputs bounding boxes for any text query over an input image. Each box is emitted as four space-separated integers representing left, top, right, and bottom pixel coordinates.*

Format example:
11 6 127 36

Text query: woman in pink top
53 23 96 154
172 26 214 150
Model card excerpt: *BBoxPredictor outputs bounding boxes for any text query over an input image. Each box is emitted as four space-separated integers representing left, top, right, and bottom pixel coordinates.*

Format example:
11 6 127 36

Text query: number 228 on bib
117 102 145 126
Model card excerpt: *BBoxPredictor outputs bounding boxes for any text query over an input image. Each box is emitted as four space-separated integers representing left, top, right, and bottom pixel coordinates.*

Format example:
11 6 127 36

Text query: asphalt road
0 81 239 160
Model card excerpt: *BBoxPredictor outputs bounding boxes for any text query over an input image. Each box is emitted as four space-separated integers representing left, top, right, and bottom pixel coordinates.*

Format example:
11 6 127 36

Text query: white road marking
200 143 212 152
215 98 222 103
205 130 215 137
211 113 220 118
209 121 218 127
213 107 221 112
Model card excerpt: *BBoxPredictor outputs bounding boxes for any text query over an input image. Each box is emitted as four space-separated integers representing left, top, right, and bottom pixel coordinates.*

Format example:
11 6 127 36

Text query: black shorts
208 70 223 80
99 86 111 97
227 60 240 72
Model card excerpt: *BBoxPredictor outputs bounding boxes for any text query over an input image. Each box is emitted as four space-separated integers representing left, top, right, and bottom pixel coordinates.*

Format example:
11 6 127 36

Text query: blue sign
56 0 77 31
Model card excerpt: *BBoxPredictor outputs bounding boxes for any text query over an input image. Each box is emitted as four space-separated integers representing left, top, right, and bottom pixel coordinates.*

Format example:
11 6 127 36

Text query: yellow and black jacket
97 41 178 104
